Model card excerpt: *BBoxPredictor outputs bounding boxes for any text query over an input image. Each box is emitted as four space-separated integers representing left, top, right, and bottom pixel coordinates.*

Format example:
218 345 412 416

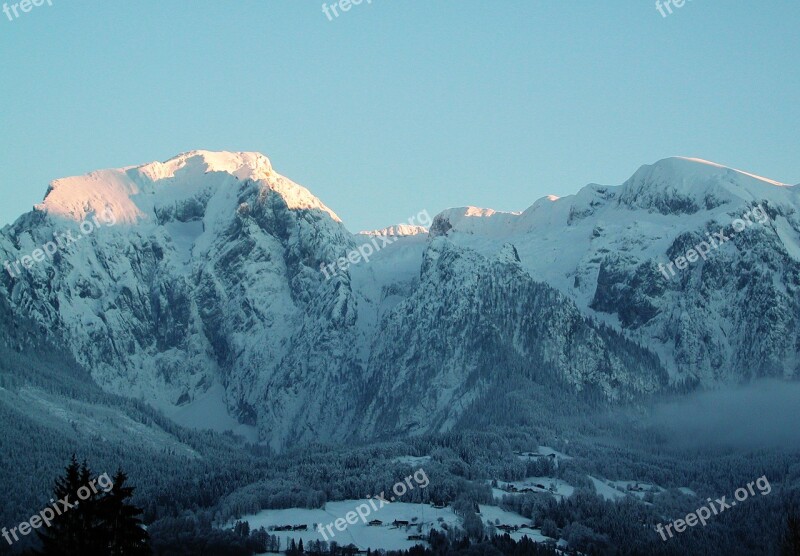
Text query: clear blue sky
1 1 798 232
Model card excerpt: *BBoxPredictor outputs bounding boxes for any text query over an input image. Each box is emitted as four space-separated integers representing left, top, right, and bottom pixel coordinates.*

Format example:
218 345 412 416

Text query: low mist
650 379 800 451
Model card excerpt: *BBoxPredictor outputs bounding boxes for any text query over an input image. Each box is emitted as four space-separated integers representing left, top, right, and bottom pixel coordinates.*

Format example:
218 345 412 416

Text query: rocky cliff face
0 152 358 449
432 157 800 386
1 152 796 449
359 238 666 439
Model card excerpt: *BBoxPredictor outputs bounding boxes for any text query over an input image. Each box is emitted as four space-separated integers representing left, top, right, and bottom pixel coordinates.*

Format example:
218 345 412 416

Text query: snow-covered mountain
430 157 800 385
1 151 797 449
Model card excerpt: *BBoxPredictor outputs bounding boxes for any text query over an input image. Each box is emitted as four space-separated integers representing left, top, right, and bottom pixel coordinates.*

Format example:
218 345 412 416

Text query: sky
1 1 798 233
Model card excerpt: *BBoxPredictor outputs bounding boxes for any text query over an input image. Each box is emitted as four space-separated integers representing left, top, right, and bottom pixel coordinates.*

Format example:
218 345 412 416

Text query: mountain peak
429 207 522 238
35 150 340 224
637 157 788 188
614 156 790 216
359 224 428 237
137 151 274 183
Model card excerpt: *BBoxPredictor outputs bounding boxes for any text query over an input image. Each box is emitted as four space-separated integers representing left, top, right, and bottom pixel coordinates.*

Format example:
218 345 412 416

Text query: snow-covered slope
1 151 355 449
360 224 428 237
1 152 796 449
37 150 341 224
430 157 800 383
359 238 665 438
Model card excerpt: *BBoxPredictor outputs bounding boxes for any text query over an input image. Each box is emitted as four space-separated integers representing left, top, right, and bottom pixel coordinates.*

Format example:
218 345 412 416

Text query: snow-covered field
237 500 554 552
478 505 557 544
589 476 697 503
494 477 576 500
588 476 628 501
479 504 530 528
391 455 432 466
238 501 460 551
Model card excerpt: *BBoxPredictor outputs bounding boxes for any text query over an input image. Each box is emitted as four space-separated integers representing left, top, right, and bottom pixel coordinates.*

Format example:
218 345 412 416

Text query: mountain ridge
1 151 797 450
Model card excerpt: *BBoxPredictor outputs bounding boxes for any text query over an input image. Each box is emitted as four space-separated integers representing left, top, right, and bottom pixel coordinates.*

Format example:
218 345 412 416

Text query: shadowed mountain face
1 152 797 450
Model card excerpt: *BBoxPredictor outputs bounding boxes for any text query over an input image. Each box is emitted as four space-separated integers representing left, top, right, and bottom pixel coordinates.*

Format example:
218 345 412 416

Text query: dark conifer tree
36 455 89 555
76 460 103 551
100 470 150 555
36 460 150 556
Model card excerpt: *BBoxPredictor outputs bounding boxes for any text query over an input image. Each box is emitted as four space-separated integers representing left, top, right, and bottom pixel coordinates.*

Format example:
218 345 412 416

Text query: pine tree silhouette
77 461 103 550
35 458 150 556
100 470 150 555
36 455 97 555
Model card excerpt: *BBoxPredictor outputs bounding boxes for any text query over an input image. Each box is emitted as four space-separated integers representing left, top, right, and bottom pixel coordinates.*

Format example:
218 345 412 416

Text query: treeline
147 515 281 556
497 486 800 555
213 430 547 523
147 528 563 556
